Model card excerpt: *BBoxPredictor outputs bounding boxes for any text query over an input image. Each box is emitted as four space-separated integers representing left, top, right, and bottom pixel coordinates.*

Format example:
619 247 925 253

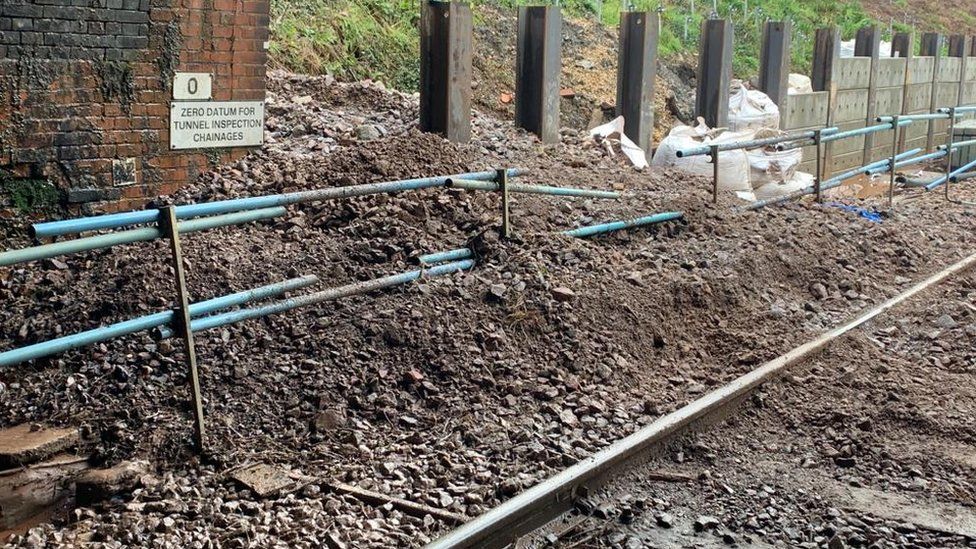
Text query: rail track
426 250 976 549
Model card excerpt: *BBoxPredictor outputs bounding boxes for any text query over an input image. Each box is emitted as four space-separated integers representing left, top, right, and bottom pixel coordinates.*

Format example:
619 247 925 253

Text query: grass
269 0 421 91
269 0 899 90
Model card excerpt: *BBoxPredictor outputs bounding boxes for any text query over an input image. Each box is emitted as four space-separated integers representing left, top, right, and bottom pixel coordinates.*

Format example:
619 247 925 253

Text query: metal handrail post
814 129 824 203
710 144 720 204
160 206 206 453
498 168 511 238
942 107 976 206
945 107 956 200
888 115 901 209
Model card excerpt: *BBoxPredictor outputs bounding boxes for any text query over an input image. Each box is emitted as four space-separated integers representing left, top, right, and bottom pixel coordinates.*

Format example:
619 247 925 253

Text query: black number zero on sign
187 77 198 96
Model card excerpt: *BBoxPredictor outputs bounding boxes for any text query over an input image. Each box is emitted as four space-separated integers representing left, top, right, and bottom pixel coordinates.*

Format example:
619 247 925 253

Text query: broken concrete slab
0 424 80 469
231 463 297 498
75 460 149 505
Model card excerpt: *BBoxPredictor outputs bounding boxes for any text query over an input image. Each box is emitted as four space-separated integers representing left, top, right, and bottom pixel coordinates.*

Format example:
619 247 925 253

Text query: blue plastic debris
825 202 883 223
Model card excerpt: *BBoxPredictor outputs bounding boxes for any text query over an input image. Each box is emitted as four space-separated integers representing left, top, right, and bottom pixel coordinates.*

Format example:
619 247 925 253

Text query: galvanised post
888 115 901 209
710 144 720 204
945 107 956 200
160 206 206 453
498 168 511 238
814 128 824 203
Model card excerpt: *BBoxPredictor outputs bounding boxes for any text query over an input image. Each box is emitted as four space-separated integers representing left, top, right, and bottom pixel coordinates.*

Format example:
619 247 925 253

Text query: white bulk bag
788 74 813 94
753 171 815 200
652 119 752 192
728 83 780 132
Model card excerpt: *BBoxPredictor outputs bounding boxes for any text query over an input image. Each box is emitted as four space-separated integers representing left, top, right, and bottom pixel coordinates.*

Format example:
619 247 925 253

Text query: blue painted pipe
418 248 472 264
0 275 318 367
865 150 946 176
156 260 475 339
446 179 619 199
675 127 840 158
32 169 527 238
938 138 976 150
1 207 286 267
924 157 976 190
821 121 912 144
775 121 910 152
856 147 923 175
938 106 976 114
562 212 684 238
877 113 950 123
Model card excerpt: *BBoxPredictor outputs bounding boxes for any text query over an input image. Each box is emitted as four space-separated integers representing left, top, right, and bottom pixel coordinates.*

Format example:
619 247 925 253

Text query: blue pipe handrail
155 259 475 339
0 275 318 367
31 169 527 239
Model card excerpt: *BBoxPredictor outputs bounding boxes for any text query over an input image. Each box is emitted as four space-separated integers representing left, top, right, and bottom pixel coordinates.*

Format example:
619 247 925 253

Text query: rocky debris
694 515 721 532
551 286 576 303
75 460 149 505
578 270 976 549
0 424 80 468
355 124 383 141
311 409 346 433
2 69 976 548
655 512 674 528
232 463 299 498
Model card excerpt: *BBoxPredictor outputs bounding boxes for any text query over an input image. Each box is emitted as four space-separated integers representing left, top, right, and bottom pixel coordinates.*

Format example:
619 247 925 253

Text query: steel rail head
445 178 620 199
562 212 684 238
0 207 286 267
30 169 528 239
418 248 473 265
156 259 476 339
0 275 318 367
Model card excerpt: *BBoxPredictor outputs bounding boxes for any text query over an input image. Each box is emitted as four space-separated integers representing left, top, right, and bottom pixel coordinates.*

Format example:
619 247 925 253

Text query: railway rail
427 250 976 549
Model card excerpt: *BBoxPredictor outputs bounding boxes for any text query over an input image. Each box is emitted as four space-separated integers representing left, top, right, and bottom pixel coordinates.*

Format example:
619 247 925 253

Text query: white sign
170 101 265 150
173 72 213 100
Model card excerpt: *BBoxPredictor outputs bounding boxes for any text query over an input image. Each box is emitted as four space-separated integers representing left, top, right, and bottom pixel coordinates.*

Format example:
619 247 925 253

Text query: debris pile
3 72 976 547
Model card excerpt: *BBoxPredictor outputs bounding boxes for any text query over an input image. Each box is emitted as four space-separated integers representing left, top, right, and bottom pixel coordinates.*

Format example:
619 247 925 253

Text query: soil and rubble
553 270 976 549
2 72 976 547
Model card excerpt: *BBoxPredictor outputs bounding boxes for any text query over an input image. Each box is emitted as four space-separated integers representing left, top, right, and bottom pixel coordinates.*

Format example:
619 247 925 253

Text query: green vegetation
269 0 421 91
1 173 59 214
269 0 907 90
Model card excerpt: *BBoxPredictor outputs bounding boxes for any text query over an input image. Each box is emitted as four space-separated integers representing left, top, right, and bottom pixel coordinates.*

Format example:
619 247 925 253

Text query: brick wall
0 0 270 213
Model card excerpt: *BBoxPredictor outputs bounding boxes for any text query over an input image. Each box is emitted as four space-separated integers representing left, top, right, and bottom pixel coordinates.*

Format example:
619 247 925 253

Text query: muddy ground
2 73 976 547
555 268 976 548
